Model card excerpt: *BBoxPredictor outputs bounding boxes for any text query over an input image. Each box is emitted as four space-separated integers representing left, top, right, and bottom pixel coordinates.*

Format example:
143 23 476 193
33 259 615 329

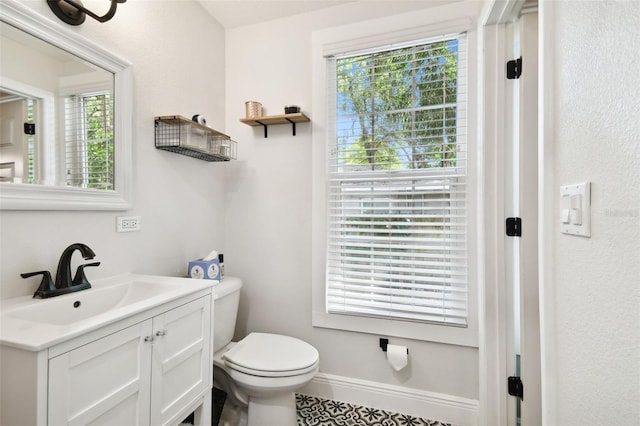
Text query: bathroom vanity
0 274 214 426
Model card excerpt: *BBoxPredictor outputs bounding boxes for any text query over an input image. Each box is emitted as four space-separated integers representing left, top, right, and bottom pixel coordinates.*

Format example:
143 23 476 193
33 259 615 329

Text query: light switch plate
560 182 591 237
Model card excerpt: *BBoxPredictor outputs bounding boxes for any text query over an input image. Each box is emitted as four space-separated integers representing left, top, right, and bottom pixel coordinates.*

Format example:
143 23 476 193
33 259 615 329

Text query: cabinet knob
155 330 167 337
144 336 154 343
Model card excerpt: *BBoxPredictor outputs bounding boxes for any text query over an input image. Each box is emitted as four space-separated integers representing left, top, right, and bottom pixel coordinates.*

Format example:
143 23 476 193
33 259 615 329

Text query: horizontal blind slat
327 286 468 300
327 294 468 311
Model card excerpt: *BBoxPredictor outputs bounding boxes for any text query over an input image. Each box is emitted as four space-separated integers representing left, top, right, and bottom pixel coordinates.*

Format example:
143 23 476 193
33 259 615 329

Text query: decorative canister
245 101 263 118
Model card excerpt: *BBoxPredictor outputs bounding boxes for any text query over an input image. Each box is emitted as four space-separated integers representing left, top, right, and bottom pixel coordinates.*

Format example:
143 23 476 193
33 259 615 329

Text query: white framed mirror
0 0 132 210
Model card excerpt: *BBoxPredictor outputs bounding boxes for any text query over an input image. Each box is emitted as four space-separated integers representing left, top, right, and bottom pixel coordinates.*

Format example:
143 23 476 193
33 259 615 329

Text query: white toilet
212 277 319 426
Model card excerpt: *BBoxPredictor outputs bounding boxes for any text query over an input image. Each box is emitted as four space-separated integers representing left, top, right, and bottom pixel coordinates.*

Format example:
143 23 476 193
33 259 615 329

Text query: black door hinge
508 376 524 400
506 217 522 237
24 123 35 135
506 57 522 79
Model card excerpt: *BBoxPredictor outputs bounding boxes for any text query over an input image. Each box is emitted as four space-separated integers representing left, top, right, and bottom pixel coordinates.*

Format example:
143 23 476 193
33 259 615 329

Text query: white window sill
312 310 478 348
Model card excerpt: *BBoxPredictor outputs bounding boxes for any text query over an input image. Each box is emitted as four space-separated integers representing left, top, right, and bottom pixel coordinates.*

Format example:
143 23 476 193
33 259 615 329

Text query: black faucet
21 243 101 298
55 243 97 289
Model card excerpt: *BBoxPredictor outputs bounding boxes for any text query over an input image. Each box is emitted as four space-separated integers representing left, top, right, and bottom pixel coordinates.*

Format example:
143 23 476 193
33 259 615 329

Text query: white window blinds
326 33 468 327
64 91 114 190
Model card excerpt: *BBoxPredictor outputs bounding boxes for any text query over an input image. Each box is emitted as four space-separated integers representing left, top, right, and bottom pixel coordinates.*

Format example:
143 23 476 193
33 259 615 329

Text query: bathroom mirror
0 0 132 210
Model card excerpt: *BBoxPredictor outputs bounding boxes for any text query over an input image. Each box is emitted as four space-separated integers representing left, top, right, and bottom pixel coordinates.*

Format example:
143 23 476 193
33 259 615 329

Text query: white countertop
0 273 218 352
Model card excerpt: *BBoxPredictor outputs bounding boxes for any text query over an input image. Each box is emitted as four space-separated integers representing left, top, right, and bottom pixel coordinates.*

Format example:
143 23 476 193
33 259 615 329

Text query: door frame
478 1 541 425
504 8 541 425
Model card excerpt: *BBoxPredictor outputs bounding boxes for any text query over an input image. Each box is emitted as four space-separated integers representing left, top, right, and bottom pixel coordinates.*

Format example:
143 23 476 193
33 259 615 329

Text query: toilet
212 277 319 426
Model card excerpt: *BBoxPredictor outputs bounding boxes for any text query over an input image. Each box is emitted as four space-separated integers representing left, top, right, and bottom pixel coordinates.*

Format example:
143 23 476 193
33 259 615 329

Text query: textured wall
549 0 640 423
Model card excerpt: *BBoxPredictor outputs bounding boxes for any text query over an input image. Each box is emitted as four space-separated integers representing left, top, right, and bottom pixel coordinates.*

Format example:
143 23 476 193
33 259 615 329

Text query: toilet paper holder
379 338 408 354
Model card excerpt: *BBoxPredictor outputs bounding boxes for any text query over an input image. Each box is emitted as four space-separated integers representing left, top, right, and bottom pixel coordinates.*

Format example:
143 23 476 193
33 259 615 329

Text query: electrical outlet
116 216 141 232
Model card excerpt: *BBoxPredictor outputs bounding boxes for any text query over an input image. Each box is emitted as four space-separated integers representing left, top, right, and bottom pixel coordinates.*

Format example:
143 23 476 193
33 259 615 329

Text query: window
324 33 468 327
64 91 114 190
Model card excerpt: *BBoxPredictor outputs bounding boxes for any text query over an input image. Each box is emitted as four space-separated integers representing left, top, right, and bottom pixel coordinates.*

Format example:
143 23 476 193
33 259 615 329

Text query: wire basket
154 116 237 162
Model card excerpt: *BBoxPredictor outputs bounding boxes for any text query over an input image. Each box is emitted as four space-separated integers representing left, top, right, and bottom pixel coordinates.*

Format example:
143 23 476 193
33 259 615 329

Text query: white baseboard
300 372 479 426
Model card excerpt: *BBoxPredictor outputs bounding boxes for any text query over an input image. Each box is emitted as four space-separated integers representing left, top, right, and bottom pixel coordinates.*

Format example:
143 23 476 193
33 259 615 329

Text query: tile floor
296 394 454 426
185 389 454 426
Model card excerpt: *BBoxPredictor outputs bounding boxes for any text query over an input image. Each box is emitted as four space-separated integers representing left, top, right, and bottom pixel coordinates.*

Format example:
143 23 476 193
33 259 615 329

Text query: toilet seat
223 332 319 378
224 359 318 377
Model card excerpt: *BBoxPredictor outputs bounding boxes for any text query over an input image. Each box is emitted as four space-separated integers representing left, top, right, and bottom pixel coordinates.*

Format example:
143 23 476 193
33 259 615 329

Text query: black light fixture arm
47 0 126 25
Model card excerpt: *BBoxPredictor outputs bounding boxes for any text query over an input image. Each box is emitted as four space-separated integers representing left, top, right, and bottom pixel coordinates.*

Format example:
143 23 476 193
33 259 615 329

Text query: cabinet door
48 320 153 426
150 296 211 426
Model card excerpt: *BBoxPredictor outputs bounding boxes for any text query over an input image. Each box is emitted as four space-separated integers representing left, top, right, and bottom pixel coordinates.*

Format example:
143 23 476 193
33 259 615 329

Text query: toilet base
219 400 248 426
247 393 297 426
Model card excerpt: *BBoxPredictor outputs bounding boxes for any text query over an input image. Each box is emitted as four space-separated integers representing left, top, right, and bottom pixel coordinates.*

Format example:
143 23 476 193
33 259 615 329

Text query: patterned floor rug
296 394 454 426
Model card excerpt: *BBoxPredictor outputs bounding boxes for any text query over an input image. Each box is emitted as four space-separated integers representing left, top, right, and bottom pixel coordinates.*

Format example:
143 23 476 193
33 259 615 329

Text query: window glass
326 33 468 327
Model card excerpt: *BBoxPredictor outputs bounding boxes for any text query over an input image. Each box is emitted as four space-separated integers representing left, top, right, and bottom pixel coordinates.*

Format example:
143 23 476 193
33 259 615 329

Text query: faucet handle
21 270 55 299
72 262 101 287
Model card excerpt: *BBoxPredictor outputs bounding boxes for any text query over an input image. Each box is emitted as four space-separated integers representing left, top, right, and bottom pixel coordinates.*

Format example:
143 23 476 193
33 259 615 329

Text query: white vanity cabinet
149 296 212 425
48 320 153 425
0 289 212 426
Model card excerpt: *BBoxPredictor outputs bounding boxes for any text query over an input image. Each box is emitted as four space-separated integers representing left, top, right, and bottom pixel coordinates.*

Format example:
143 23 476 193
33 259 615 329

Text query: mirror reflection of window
1 19 115 191
64 91 113 190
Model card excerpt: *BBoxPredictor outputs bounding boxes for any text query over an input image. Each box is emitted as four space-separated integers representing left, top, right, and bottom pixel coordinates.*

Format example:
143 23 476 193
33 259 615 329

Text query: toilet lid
223 332 319 373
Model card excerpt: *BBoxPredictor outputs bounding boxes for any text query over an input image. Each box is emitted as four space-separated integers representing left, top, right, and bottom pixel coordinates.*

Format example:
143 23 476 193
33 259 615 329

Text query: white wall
0 1 228 299
541 0 640 424
223 1 479 403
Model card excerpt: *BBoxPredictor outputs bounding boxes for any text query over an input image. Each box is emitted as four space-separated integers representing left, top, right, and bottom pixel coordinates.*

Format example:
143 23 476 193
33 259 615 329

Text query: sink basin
0 273 216 351
7 280 178 326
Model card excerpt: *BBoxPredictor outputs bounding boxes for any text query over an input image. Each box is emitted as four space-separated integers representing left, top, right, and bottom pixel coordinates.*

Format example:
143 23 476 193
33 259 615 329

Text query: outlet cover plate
116 215 141 232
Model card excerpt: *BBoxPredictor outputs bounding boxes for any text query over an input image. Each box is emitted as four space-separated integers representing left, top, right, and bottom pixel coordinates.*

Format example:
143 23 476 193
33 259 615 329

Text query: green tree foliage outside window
65 92 114 190
335 38 459 171
84 93 114 189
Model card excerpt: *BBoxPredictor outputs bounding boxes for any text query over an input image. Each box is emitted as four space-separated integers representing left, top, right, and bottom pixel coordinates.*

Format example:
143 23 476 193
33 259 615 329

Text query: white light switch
560 182 591 237
570 208 582 225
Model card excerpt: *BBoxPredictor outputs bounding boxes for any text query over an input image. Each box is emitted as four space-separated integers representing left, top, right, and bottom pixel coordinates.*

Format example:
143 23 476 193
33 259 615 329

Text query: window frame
311 11 479 347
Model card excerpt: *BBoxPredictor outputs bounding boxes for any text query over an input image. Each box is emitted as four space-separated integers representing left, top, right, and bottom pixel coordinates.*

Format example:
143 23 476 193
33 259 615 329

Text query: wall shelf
240 112 310 138
154 115 237 162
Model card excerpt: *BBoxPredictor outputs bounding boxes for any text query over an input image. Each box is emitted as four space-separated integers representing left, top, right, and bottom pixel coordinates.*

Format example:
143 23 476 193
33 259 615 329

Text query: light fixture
47 0 126 26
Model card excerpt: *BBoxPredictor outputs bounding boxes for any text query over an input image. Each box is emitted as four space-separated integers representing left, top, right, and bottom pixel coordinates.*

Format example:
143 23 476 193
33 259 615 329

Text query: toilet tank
212 276 242 353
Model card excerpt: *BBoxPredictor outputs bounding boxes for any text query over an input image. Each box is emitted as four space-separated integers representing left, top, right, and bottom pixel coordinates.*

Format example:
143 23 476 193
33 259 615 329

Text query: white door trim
514 10 542 426
537 1 558 423
478 1 529 425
